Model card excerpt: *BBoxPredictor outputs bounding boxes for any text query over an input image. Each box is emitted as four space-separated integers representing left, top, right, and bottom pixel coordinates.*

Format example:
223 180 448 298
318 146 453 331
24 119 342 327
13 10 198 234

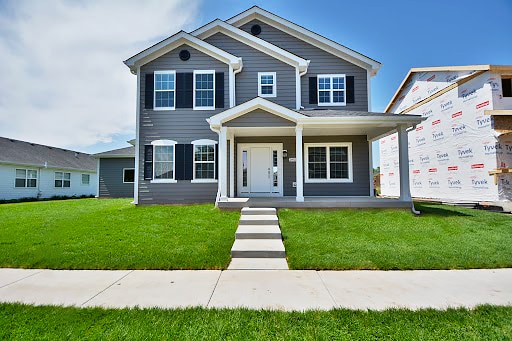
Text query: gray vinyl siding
138 44 228 204
235 135 369 197
204 33 296 109
225 109 295 127
239 20 368 111
98 158 135 198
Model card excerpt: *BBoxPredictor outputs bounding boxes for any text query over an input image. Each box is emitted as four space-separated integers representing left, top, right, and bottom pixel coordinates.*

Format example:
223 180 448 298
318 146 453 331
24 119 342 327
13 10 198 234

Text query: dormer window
318 74 346 106
154 71 176 110
194 70 215 110
258 72 276 97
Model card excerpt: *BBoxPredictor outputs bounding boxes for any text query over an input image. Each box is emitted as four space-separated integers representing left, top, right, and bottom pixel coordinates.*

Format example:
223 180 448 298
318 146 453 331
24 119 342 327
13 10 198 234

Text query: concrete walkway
0 268 511 311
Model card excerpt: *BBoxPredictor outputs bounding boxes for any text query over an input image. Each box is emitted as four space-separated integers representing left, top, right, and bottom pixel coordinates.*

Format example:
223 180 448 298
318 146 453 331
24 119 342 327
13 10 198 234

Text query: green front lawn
1 304 511 340
280 203 512 270
0 199 239 270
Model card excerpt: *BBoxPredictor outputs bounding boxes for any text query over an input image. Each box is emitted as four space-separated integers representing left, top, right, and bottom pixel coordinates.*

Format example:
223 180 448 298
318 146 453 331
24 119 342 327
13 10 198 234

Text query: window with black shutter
143 145 153 180
176 72 193 108
215 72 224 108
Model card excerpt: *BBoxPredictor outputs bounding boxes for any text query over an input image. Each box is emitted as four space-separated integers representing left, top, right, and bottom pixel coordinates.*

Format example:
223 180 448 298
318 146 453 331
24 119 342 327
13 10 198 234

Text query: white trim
153 70 176 110
96 159 100 197
295 126 304 202
123 168 135 184
226 7 381 74
219 127 228 200
317 74 346 107
192 140 217 182
193 70 216 110
124 31 242 73
304 143 353 183
208 97 303 127
237 143 284 197
257 72 277 98
192 19 308 72
134 67 140 204
229 132 235 198
368 141 374 196
150 179 177 184
151 140 177 183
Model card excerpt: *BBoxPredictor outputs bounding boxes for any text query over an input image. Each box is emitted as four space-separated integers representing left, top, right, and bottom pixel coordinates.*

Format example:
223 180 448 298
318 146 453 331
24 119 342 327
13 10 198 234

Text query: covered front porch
208 98 424 208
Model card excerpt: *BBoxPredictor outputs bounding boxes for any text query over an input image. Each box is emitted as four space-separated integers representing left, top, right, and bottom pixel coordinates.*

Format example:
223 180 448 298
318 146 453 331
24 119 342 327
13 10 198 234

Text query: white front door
250 147 272 193
238 143 283 197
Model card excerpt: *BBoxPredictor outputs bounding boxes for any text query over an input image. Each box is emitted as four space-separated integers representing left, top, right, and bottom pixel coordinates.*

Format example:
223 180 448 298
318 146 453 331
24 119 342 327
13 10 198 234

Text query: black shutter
346 76 355 104
184 144 194 180
145 73 154 109
309 77 318 104
215 144 219 180
176 73 193 108
175 144 185 180
215 72 224 108
143 145 153 180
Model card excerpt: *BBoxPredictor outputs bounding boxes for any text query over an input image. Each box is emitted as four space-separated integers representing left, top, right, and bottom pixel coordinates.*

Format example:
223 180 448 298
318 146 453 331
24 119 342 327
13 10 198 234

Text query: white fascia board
124 31 242 73
297 115 424 126
192 19 309 72
208 97 304 127
226 7 381 75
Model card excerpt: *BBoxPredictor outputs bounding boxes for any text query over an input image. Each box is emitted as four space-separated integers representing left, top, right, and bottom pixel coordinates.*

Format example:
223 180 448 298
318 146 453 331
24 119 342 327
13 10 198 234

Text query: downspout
406 125 421 215
232 60 243 107
297 62 309 109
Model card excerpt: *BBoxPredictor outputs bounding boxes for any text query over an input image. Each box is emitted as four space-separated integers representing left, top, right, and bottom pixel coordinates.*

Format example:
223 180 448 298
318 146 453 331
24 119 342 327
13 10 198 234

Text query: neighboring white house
0 137 97 200
380 65 512 208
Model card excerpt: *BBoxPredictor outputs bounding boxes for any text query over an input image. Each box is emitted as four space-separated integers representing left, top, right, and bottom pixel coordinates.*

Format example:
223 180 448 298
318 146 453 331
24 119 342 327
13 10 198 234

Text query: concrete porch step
231 239 286 258
235 225 282 239
227 258 289 270
239 214 279 226
241 207 277 216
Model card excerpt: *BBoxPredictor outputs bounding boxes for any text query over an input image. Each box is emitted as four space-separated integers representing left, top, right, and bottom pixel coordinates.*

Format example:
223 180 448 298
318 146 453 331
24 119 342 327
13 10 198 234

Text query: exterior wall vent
250 24 262 36
179 49 190 61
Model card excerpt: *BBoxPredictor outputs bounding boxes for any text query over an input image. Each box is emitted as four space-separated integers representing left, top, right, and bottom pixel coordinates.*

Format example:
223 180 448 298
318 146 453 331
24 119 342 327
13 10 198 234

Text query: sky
0 0 511 166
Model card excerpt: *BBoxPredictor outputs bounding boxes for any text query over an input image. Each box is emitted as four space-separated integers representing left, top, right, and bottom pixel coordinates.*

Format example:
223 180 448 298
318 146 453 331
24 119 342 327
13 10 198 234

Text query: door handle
268 168 271 178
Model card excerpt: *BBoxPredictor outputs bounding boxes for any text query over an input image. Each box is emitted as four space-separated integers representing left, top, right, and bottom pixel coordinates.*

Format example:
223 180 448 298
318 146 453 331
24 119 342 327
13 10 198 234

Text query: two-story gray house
124 6 423 208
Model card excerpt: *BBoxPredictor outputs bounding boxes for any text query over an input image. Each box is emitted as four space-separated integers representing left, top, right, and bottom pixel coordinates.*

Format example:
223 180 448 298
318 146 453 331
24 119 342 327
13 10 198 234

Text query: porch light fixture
282 150 288 158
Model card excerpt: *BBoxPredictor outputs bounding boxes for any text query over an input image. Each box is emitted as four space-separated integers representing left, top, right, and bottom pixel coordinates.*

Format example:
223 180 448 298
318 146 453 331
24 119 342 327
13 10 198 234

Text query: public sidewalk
1 268 511 311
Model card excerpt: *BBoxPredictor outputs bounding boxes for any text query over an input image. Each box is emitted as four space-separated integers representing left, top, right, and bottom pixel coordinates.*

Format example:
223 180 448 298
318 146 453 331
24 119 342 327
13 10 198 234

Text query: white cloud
0 0 200 149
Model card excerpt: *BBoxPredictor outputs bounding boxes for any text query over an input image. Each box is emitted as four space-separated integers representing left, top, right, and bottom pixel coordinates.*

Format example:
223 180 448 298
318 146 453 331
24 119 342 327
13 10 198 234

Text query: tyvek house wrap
380 70 512 202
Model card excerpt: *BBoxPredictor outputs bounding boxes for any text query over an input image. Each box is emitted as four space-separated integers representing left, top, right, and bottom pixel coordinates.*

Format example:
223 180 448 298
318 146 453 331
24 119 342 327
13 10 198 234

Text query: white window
15 169 37 188
191 139 217 183
154 70 176 110
123 168 135 183
193 70 215 110
55 172 71 187
151 140 177 183
304 143 352 183
318 74 346 106
81 174 90 185
258 72 276 97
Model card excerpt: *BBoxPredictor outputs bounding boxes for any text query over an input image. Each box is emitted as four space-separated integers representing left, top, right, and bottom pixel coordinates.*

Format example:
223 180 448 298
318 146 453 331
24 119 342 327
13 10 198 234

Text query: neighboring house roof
0 137 96 172
385 65 512 113
93 146 135 159
192 19 309 72
124 31 243 73
226 6 381 75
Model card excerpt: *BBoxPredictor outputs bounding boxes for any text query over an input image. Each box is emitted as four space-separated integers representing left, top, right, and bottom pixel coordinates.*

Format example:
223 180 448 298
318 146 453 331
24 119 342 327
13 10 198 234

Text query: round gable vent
250 24 262 36
179 49 190 61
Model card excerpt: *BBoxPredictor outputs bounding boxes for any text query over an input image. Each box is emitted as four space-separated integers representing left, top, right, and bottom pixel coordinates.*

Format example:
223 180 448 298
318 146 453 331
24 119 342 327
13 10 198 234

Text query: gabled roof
208 97 423 128
93 146 135 159
226 6 381 75
0 137 96 172
124 31 243 73
208 97 304 127
385 65 512 112
192 19 309 72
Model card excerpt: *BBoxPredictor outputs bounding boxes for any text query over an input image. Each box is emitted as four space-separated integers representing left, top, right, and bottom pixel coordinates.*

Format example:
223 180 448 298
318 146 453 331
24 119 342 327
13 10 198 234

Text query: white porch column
295 125 304 202
229 132 235 198
397 125 412 202
219 126 228 201
368 140 374 197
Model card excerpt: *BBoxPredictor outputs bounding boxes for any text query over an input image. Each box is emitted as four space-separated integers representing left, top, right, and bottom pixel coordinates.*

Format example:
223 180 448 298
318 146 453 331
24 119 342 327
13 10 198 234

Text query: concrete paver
84 270 221 309
227 258 289 270
319 269 512 310
0 269 131 306
208 270 335 311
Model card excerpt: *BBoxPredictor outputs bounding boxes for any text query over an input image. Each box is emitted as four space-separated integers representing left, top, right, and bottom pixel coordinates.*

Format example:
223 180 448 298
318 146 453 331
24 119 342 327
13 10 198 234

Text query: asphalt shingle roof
298 109 415 118
0 137 96 172
93 146 135 158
